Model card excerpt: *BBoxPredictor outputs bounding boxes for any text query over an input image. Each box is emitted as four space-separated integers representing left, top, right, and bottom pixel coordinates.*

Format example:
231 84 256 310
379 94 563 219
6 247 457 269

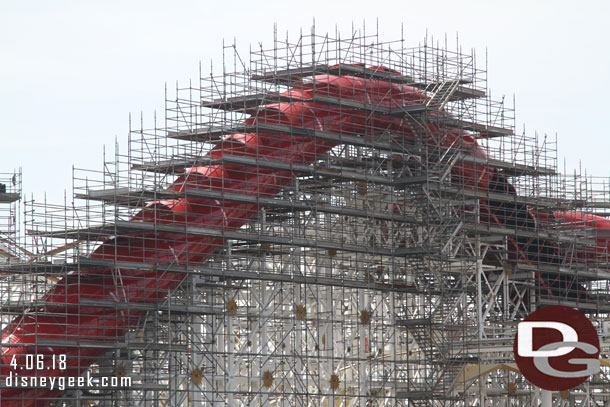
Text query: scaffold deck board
77 187 420 223
538 297 610 313
437 185 610 211
217 154 426 186
165 122 401 151
462 221 593 245
131 154 431 186
0 261 84 274
395 318 432 326
460 154 555 176
202 92 294 111
216 154 390 183
203 90 430 117
0 192 20 203
166 127 227 141
0 256 449 296
80 258 451 294
30 338 189 352
434 117 513 138
308 94 428 116
394 391 454 400
29 220 436 257
252 63 485 102
200 89 485 123
0 298 220 315
415 82 487 100
511 262 610 281
437 185 561 207
252 63 414 84
75 187 172 207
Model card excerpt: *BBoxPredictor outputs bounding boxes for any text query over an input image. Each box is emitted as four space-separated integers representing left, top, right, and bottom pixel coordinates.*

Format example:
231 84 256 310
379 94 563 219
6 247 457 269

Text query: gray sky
1 0 609 203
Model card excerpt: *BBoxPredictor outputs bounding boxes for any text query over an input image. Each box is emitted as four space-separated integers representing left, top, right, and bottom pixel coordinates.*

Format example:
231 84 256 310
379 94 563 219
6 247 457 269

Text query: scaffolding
2 30 610 407
0 170 22 264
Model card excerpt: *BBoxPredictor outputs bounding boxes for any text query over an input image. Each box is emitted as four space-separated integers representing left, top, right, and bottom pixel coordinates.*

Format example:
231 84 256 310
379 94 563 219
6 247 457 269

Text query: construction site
2 30 610 407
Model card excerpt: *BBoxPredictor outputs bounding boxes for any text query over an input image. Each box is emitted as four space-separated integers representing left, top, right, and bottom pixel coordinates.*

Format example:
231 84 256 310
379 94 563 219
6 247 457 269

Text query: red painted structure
1 68 607 405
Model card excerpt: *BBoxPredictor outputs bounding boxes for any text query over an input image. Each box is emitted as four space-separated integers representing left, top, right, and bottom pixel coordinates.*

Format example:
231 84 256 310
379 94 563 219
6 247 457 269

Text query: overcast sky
1 1 609 203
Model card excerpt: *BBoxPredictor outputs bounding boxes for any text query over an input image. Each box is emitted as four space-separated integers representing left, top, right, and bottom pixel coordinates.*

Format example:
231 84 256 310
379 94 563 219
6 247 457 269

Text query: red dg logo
513 305 600 391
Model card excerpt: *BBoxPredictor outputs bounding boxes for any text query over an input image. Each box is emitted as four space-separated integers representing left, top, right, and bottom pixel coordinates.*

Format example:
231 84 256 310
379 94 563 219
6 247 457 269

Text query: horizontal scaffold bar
1 257 453 295
166 122 401 151
251 63 485 101
76 187 419 224
29 220 437 257
0 298 220 315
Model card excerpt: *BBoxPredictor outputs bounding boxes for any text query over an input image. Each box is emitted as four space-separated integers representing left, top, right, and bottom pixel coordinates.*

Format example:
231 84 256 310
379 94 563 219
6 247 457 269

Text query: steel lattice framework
2 29 610 407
